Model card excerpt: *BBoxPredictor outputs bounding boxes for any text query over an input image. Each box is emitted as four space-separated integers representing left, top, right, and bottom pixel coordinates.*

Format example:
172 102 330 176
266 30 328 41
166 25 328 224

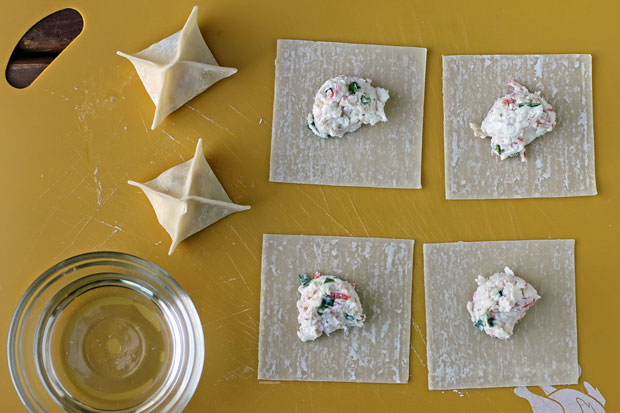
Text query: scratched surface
443 54 596 199
258 234 414 383
424 240 578 390
270 40 426 188
0 0 618 412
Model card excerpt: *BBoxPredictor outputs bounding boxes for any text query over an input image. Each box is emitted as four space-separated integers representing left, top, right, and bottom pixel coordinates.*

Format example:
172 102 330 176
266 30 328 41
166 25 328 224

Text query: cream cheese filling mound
296 272 365 342
470 81 557 161
307 75 389 139
466 267 540 339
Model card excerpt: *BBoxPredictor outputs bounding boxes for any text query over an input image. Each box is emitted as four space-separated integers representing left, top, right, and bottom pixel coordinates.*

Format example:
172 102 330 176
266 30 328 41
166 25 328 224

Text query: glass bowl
8 251 204 412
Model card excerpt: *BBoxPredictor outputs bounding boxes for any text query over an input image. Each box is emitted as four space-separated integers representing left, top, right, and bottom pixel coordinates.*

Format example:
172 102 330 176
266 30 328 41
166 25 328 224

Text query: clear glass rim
8 251 205 412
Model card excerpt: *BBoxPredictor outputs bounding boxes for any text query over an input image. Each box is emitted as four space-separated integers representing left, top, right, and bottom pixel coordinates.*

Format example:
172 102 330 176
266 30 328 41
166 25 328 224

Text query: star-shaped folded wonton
128 139 250 254
117 6 237 129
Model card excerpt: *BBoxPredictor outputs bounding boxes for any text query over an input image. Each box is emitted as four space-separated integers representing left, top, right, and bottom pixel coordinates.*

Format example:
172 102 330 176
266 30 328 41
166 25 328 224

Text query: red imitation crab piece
329 292 350 300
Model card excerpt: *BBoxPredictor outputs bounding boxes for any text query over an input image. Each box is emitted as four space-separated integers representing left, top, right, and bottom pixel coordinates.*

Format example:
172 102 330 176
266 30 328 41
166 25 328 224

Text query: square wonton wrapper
258 234 414 383
443 54 596 199
270 40 427 189
423 240 578 390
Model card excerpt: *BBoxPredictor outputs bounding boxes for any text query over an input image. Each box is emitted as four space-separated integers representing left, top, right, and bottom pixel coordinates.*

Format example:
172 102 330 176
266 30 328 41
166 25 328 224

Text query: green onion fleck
498 290 503 297
494 144 504 155
324 278 335 284
298 273 312 287
474 319 485 330
518 102 541 108
360 95 371 105
348 82 360 94
322 296 335 307
317 295 335 316
487 316 495 327
345 313 355 321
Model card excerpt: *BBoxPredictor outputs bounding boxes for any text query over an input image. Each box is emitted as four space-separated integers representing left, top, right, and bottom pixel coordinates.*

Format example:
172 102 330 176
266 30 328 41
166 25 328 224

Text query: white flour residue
93 167 102 206
380 318 391 338
95 219 122 234
534 56 544 78
384 243 397 270
161 129 177 142
392 365 400 383
577 110 588 136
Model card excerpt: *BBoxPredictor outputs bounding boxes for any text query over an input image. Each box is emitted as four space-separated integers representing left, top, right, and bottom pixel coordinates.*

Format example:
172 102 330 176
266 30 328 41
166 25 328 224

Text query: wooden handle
16 9 83 53
6 8 83 88
6 56 55 88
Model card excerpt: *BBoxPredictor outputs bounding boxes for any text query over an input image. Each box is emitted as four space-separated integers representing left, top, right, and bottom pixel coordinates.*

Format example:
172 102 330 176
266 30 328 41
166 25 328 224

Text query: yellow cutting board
0 0 618 411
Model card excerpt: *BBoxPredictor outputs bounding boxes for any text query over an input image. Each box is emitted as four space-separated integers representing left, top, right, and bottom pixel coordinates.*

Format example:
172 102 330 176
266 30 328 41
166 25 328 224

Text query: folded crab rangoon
117 6 237 129
128 139 250 254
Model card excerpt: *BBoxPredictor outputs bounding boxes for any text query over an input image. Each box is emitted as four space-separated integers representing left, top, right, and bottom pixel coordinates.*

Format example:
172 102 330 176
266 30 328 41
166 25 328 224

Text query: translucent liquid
52 286 172 410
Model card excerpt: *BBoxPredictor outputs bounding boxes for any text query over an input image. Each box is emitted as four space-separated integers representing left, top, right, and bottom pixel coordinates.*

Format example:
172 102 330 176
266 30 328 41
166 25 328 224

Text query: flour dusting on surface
93 167 103 206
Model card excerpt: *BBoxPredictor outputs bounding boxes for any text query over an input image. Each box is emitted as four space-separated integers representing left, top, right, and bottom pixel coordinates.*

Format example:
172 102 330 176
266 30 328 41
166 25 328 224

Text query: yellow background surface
1 0 618 411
